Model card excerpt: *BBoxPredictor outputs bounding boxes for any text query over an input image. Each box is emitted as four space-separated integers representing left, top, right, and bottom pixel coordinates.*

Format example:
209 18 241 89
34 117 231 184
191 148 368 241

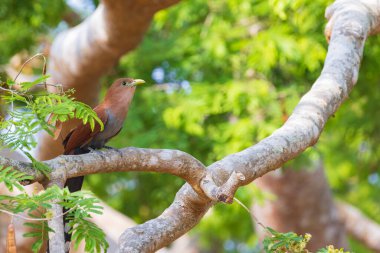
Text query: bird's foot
88 147 101 154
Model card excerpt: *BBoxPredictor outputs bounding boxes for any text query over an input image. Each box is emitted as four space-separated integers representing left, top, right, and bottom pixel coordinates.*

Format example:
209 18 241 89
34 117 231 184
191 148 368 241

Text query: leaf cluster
0 170 108 253
65 191 108 253
0 166 33 191
263 227 310 253
0 73 108 252
1 76 103 152
0 0 66 64
263 228 350 253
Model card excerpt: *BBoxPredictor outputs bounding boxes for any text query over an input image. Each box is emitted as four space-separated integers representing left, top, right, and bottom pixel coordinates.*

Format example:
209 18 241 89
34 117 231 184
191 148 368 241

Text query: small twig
0 84 15 93
14 53 47 83
233 197 266 229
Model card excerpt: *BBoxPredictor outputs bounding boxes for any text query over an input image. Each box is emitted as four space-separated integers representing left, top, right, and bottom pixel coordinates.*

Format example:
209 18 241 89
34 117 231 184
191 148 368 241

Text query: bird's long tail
65 176 84 193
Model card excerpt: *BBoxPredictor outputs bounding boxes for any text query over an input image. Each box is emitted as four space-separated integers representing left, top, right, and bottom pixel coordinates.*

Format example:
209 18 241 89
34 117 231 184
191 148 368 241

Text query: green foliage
0 77 103 176
1 185 59 214
263 227 310 252
0 184 108 253
24 151 52 177
0 73 108 252
24 221 53 253
120 0 329 86
316 245 350 253
0 0 66 64
0 165 33 191
65 190 108 253
1 78 103 151
70 219 108 253
263 228 351 253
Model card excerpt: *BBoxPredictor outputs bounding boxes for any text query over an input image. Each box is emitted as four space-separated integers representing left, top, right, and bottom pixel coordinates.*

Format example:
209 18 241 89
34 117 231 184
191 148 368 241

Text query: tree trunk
252 162 348 251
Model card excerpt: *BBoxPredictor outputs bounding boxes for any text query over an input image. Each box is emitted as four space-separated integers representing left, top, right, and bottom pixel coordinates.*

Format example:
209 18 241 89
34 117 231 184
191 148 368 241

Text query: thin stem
13 53 47 83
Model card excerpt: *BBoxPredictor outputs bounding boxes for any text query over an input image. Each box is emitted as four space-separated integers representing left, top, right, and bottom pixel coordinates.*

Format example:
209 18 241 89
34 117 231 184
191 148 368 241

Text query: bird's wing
63 106 108 155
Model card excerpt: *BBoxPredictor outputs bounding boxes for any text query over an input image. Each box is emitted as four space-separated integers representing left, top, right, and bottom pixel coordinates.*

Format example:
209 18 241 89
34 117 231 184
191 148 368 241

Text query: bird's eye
121 81 127 86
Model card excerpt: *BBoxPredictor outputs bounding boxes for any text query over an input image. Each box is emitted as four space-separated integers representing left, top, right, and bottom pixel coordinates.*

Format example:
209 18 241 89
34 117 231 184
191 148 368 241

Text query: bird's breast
91 110 123 147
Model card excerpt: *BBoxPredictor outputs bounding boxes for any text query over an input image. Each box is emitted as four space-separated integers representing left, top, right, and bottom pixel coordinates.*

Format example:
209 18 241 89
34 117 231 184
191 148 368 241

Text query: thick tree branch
118 2 378 252
0 156 42 182
338 202 380 252
325 0 380 41
46 178 66 253
1 147 243 204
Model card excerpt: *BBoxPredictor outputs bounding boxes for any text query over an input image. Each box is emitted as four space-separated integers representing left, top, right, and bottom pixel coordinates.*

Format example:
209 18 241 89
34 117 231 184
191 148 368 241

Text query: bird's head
105 77 145 103
112 78 145 89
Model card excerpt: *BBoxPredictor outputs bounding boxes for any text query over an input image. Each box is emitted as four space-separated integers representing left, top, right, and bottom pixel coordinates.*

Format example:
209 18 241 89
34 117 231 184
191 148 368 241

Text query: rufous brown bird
63 77 145 191
62 77 144 244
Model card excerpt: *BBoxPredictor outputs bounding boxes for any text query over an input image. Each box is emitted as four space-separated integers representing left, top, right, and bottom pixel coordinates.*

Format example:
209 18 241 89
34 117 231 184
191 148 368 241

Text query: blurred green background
1 0 380 252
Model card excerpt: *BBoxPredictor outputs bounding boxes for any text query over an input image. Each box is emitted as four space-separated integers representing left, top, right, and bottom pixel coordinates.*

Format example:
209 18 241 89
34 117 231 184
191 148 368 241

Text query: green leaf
0 166 33 192
31 238 43 253
20 75 50 90
24 152 51 177
89 118 95 131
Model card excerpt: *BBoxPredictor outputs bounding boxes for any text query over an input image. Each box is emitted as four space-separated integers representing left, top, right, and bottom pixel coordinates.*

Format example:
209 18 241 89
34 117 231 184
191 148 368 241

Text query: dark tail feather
65 176 84 192
63 148 89 248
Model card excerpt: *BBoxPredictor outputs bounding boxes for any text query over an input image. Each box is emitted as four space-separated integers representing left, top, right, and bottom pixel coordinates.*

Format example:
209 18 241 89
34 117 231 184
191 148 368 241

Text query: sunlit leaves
162 80 288 162
0 166 33 192
24 221 53 253
0 0 66 64
0 186 108 253
19 75 50 91
263 227 310 252
262 227 351 253
24 152 52 177
0 75 108 253
0 78 104 153
71 219 108 253
65 190 108 253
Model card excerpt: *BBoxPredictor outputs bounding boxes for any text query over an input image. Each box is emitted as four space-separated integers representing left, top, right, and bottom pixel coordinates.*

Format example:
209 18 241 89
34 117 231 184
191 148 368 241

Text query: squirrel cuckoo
62 77 144 244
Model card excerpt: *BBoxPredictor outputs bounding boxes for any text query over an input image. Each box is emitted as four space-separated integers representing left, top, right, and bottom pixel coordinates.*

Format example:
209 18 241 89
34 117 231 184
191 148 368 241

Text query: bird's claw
88 147 101 154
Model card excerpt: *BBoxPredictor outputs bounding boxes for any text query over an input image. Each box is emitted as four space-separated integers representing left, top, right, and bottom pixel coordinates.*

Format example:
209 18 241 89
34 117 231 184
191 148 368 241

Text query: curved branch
0 156 42 182
1 147 243 204
338 202 380 252
119 2 375 252
46 148 209 197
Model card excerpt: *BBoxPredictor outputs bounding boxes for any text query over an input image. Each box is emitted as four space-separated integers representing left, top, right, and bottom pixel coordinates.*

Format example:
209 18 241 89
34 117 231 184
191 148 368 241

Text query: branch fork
200 171 245 204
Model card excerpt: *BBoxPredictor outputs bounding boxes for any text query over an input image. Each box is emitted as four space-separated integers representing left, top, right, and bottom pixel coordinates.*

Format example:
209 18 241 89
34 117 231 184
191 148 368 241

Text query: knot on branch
199 171 245 204
324 0 380 42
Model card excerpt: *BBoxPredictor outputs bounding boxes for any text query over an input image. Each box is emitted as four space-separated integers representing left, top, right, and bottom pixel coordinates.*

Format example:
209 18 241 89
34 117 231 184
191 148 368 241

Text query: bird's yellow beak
133 79 145 86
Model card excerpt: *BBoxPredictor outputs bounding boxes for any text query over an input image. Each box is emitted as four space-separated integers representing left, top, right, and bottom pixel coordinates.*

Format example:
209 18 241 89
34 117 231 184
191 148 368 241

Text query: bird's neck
102 92 135 120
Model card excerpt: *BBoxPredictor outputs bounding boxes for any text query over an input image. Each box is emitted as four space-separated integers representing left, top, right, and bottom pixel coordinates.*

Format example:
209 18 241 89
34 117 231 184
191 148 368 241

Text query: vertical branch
48 203 66 253
46 179 66 253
